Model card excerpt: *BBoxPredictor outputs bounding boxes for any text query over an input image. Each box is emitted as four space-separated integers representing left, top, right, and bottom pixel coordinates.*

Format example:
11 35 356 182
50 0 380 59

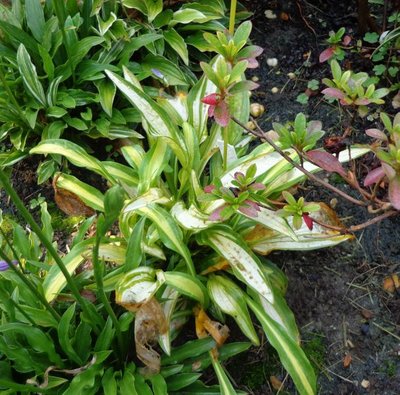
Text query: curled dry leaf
134 298 168 374
53 176 95 217
194 307 229 347
383 273 400 293
270 375 284 391
343 353 352 368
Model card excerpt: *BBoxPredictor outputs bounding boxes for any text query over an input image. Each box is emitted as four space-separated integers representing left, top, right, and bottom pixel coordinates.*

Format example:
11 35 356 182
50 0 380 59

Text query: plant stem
92 235 123 351
0 169 103 334
229 0 237 35
232 117 367 207
223 126 229 171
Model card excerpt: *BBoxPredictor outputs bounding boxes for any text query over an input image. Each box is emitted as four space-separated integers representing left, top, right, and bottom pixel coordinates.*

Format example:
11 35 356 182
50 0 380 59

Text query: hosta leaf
247 297 316 395
106 69 187 166
55 172 105 212
164 28 189 65
197 225 273 303
17 44 46 107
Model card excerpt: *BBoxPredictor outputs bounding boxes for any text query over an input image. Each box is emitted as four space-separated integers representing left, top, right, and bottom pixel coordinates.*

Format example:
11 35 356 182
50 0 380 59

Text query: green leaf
247 297 316 395
233 21 252 47
164 28 189 65
165 373 202 391
210 357 237 395
25 0 45 41
106 69 188 166
208 275 259 345
96 79 116 117
17 44 46 106
149 374 168 395
158 270 209 307
58 303 83 365
364 32 379 43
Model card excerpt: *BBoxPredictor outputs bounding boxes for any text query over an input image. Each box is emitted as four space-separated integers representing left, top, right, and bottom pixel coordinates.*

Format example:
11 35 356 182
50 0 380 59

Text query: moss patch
303 333 326 374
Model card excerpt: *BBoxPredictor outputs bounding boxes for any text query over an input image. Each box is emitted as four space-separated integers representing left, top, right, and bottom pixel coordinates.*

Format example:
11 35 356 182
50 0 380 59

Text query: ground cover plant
1 0 400 394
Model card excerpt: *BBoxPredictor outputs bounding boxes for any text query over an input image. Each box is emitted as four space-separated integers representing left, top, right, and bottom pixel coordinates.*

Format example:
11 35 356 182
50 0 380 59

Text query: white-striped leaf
17 44 46 107
247 297 316 395
171 202 215 231
159 286 179 355
123 188 169 213
208 275 259 345
55 173 105 212
157 270 209 307
197 225 273 303
210 356 238 395
106 69 188 166
164 28 189 65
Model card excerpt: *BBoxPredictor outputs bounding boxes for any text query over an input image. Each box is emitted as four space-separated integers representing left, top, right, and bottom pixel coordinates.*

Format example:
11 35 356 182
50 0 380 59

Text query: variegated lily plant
30 23 368 395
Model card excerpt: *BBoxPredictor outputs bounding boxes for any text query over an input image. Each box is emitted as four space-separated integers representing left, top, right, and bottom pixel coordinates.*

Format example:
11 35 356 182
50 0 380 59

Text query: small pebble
251 76 259 82
361 379 370 389
329 198 338 209
265 9 277 19
246 121 256 130
250 103 265 117
271 87 279 94
287 72 296 79
267 58 278 67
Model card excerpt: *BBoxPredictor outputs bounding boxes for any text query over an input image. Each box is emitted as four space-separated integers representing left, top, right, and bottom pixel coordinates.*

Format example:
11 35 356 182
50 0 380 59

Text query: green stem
223 126 229 171
0 170 103 334
92 235 123 351
229 0 237 35
0 248 60 321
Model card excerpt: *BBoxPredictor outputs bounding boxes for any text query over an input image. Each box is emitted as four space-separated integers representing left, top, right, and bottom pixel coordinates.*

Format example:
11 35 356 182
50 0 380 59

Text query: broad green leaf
55 172 105 212
30 139 113 183
58 303 83 365
165 373 201 391
96 79 116 117
135 204 195 275
197 225 273 303
25 0 45 41
43 239 93 302
17 44 46 106
106 69 188 166
208 275 259 345
247 297 316 395
157 270 209 307
164 28 189 65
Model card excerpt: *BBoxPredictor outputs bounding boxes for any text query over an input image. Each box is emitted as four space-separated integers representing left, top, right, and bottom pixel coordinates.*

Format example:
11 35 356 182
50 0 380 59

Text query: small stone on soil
361 379 370 389
264 9 277 19
267 58 278 67
271 87 279 94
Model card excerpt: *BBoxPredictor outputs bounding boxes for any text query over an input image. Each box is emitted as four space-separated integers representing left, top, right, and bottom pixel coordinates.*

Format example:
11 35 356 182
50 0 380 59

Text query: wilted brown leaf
53 176 95 217
270 375 283 390
195 307 229 347
343 353 352 368
361 308 373 320
134 298 167 374
383 274 400 293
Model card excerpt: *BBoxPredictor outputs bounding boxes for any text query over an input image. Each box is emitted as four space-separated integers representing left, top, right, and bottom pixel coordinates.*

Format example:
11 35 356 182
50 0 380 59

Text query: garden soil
232 1 400 394
2 1 400 394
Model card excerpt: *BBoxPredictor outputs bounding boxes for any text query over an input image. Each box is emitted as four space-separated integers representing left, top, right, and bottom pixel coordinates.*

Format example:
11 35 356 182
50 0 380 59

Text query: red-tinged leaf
389 176 400 210
302 213 313 230
321 87 346 100
342 35 351 46
239 200 261 217
204 185 216 193
319 47 335 63
307 150 347 177
364 166 385 187
250 182 266 191
202 93 220 106
354 98 371 105
365 128 387 141
209 205 226 221
213 100 230 127
307 120 322 134
246 58 259 68
382 163 396 179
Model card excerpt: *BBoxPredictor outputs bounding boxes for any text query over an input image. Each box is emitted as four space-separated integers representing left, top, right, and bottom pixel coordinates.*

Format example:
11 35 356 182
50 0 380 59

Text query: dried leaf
307 150 347 177
194 307 229 347
361 309 373 319
53 176 95 217
392 91 400 109
270 375 283 390
383 273 400 293
343 353 352 368
135 298 168 373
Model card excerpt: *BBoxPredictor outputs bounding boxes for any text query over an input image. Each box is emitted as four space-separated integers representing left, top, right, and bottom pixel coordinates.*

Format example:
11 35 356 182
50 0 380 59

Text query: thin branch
231 116 367 207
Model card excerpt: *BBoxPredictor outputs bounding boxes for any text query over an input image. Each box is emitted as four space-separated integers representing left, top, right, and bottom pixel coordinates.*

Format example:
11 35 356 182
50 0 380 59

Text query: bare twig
232 116 368 207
